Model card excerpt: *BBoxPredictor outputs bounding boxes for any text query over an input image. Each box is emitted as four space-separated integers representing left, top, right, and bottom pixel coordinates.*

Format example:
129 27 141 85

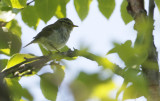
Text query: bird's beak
73 24 78 27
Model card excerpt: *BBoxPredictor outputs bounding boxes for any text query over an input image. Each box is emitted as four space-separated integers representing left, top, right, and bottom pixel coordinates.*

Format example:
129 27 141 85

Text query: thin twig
1 55 47 77
149 0 155 19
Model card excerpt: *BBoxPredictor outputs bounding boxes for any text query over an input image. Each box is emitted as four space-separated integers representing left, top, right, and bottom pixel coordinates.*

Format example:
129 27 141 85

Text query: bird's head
58 18 78 30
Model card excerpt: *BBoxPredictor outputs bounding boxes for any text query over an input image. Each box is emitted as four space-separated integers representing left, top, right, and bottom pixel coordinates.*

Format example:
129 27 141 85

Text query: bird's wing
34 23 59 40
23 23 59 48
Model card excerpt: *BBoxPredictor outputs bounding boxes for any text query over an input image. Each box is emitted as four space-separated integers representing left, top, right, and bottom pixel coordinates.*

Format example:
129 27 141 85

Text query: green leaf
122 68 149 100
5 19 22 37
123 84 142 100
21 6 40 29
2 0 12 6
107 40 147 67
0 0 12 11
70 72 101 101
98 0 115 19
155 0 160 12
4 0 27 8
5 78 22 101
21 88 33 101
120 0 133 24
0 59 8 70
6 53 35 69
0 0 21 14
123 80 148 100
5 78 33 101
55 0 70 18
35 0 59 23
91 81 116 100
40 66 65 101
77 72 105 87
74 0 92 21
0 28 21 56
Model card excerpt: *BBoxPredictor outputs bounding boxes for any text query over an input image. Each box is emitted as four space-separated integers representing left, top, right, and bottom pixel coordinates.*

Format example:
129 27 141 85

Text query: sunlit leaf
5 0 27 8
55 0 70 18
91 81 116 100
21 6 40 29
11 0 26 8
70 72 111 101
55 5 64 18
6 53 35 69
35 0 59 23
0 28 21 56
120 0 133 24
74 0 92 21
0 49 10 55
40 67 64 101
155 0 160 12
5 19 22 37
98 0 115 19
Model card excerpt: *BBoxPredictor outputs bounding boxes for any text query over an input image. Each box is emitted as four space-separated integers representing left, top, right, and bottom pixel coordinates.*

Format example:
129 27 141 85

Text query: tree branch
127 0 160 100
1 49 124 78
149 0 155 19
127 0 146 18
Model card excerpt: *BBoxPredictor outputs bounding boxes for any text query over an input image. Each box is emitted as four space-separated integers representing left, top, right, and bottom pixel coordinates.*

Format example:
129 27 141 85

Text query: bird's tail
23 40 35 48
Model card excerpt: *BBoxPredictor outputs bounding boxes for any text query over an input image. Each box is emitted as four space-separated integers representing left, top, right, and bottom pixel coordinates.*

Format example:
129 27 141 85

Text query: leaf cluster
0 0 160 101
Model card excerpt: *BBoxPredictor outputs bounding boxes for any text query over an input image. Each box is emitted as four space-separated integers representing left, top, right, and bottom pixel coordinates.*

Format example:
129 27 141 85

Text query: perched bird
24 18 78 51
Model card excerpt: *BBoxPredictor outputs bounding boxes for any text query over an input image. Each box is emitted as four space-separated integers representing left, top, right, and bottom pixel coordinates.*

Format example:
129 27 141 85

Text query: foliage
98 0 115 19
120 0 133 24
0 0 159 101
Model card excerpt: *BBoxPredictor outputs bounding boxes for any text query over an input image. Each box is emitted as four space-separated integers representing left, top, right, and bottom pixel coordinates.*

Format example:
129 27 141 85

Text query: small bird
24 18 78 51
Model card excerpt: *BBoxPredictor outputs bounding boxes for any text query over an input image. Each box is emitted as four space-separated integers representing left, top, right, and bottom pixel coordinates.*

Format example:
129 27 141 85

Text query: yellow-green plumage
24 18 78 51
